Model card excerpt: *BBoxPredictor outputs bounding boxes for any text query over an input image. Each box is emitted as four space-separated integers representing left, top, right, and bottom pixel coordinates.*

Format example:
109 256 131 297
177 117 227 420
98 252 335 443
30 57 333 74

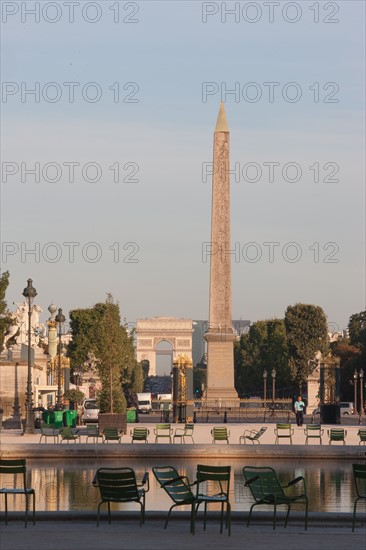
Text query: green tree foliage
234 319 290 397
285 303 329 391
64 388 85 405
68 295 138 414
0 271 12 351
348 311 366 349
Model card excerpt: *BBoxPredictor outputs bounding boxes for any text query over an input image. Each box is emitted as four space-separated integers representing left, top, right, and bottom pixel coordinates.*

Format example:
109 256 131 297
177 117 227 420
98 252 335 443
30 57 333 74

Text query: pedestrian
294 395 305 427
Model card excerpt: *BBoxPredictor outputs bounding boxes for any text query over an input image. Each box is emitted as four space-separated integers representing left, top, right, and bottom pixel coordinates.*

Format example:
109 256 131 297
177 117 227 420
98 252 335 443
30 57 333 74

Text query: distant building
192 320 250 367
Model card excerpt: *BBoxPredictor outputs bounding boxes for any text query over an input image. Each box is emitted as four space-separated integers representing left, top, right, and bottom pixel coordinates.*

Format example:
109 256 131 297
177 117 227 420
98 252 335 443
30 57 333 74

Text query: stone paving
1 518 364 550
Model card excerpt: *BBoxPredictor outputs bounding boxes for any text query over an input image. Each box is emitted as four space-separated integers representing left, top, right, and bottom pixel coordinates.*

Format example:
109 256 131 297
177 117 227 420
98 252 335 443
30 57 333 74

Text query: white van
81 399 99 424
137 393 152 414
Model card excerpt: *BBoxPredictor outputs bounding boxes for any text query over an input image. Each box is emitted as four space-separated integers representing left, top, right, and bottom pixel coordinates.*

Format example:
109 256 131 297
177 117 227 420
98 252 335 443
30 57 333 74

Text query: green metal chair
304 424 323 445
154 423 173 443
328 428 347 445
173 423 195 444
85 424 103 444
103 427 122 443
0 459 35 527
194 464 231 535
39 422 60 443
153 466 196 534
211 426 230 444
94 467 149 526
59 426 80 443
352 463 366 531
274 423 294 444
243 466 308 530
239 426 267 444
131 427 150 443
357 429 366 445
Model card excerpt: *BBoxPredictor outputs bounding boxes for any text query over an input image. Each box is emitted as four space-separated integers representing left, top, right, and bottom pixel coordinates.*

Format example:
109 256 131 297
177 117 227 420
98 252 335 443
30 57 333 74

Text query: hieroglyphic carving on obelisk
204 103 238 401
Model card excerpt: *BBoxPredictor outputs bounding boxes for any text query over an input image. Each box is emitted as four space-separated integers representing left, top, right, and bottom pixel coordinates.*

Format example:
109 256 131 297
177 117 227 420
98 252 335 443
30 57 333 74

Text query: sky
1 0 365 333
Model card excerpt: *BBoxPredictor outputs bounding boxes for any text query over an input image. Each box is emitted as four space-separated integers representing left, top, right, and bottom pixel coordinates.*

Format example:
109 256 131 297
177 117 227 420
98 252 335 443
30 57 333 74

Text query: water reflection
0 458 360 513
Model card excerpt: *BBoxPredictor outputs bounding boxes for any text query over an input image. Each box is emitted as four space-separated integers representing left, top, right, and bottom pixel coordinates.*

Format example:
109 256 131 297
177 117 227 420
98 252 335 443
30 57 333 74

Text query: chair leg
108 501 111 524
247 504 254 527
227 502 231 536
273 503 277 530
32 491 36 526
284 504 290 528
220 502 224 534
25 493 28 528
305 497 308 530
352 498 359 532
5 493 8 525
203 501 207 531
190 502 195 535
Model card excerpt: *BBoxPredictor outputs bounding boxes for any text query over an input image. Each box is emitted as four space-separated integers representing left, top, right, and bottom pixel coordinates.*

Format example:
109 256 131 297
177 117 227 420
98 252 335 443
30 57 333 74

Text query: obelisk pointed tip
215 102 229 133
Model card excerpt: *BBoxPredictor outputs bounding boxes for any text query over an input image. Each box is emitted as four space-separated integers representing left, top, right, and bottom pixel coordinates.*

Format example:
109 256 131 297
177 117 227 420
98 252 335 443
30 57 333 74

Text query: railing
192 399 293 423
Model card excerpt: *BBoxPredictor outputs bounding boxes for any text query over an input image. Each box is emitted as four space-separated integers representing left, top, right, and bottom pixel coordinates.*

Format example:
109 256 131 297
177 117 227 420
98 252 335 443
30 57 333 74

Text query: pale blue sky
1 0 365 331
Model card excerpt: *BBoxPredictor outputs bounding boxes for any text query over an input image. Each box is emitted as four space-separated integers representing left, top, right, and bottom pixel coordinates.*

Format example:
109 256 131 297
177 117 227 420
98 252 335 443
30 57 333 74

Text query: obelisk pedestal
204 103 238 402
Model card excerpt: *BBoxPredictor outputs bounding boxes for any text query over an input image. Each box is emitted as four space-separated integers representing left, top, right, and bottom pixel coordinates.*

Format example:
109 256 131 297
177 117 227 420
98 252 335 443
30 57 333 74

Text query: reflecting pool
0 458 363 513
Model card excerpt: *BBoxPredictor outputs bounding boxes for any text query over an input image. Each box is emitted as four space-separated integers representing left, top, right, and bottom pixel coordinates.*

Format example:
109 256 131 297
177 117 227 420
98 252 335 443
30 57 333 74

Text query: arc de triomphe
136 317 193 376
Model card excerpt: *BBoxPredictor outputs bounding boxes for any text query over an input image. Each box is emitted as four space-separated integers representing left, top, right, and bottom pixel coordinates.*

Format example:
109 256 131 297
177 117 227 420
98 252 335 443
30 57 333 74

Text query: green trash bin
63 410 77 428
127 408 136 423
53 410 64 428
42 411 54 425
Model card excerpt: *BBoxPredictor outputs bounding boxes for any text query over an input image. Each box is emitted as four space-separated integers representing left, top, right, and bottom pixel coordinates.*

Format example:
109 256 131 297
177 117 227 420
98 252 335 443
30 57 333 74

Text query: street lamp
271 368 276 407
55 308 65 409
359 369 364 416
263 370 267 405
22 278 37 434
353 369 358 415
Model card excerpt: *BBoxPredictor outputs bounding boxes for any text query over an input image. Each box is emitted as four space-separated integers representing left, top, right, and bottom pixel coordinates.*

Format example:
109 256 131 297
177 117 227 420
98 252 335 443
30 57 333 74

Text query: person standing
294 396 305 427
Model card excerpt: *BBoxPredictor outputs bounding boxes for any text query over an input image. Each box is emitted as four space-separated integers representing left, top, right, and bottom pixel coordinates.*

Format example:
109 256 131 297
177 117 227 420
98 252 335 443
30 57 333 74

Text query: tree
285 304 329 391
64 388 85 405
348 311 366 349
234 319 290 397
0 271 12 351
68 295 139 415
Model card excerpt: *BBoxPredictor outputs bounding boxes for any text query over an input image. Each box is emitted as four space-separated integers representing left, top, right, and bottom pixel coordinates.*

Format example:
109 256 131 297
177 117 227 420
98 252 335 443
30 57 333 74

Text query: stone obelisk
204 103 238 401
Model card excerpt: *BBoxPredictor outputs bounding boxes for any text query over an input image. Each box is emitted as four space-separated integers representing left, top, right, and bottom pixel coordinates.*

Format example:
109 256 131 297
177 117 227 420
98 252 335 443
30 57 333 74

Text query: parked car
81 399 99 424
312 402 355 417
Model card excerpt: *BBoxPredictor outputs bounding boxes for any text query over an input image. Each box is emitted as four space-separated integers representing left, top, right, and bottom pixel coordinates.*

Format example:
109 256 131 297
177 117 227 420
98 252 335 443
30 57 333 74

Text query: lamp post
22 278 37 434
271 368 276 407
55 308 65 409
353 369 358 415
359 369 364 416
263 370 267 405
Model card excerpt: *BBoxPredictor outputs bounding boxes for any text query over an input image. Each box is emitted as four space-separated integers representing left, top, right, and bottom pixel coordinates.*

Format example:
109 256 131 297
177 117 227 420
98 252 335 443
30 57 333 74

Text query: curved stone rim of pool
2 443 366 460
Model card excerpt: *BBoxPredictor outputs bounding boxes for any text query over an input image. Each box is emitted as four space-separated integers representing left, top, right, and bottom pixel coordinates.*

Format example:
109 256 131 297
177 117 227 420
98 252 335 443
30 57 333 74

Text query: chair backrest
329 428 345 440
132 427 148 440
184 423 194 434
254 427 267 439
87 424 99 435
0 459 27 489
196 464 231 497
152 466 195 504
243 466 284 502
276 423 291 431
155 424 172 434
103 427 120 439
60 427 75 438
212 427 229 440
352 464 366 498
96 467 140 501
358 429 366 441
